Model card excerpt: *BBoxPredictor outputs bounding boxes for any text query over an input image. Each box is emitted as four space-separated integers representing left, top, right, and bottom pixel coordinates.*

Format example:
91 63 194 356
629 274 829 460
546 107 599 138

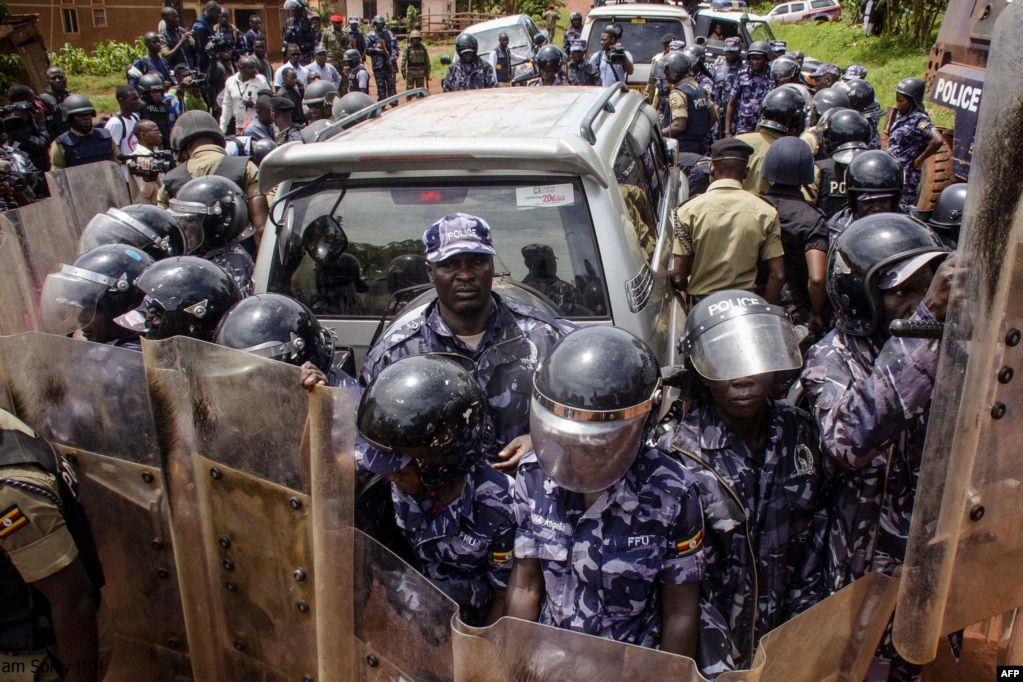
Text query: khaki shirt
673 178 784 296
668 76 701 122
0 464 78 584
48 129 119 171
736 128 785 196
156 144 261 208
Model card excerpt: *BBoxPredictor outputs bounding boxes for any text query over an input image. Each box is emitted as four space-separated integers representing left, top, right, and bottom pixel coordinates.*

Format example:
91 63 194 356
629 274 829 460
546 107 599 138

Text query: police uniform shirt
512 448 704 648
48 129 119 171
156 144 260 208
735 128 785 196
668 76 702 123
0 463 78 584
673 178 784 297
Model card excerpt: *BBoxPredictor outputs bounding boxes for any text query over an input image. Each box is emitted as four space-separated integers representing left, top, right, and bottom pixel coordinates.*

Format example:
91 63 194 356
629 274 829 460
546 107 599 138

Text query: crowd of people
0 8 972 682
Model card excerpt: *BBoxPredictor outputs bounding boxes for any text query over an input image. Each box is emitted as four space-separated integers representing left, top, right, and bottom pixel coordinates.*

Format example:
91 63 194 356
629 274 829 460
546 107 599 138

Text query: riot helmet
116 256 242 341
332 91 378 121
61 94 95 121
679 290 802 382
344 48 362 65
535 45 565 70
845 149 903 210
929 182 967 232
758 86 807 135
760 136 815 186
137 73 166 93
842 78 875 112
569 10 583 21
358 356 488 486
387 254 430 292
372 14 386 27
170 110 226 154
41 244 155 339
823 108 871 164
531 327 660 493
168 176 249 251
214 293 334 372
78 204 187 259
681 45 706 70
455 32 479 56
895 76 926 111
251 139 277 166
827 213 945 336
303 80 339 107
811 87 850 117
662 52 692 84
769 56 801 83
746 41 771 58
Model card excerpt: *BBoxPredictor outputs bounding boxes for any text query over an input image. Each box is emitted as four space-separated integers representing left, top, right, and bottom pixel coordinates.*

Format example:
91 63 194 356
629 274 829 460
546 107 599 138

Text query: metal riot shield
895 0 1023 664
143 337 324 681
0 227 42 335
0 332 192 681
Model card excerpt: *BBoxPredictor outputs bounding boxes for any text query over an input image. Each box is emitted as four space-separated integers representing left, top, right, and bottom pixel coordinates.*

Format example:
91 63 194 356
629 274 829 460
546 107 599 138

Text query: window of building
93 8 107 26
62 8 80 33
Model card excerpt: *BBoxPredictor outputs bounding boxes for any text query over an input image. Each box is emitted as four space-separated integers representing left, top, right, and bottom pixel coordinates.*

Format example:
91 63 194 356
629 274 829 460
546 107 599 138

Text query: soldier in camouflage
725 40 772 137
366 16 398 103
442 33 498 92
361 213 574 472
401 31 431 98
505 327 704 655
659 291 830 677
800 214 956 682
357 356 515 625
712 37 744 138
321 15 351 93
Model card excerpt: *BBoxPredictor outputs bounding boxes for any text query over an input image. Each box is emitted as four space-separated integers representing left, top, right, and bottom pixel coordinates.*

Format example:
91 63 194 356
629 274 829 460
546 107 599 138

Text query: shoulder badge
0 504 29 539
794 444 815 476
675 529 703 557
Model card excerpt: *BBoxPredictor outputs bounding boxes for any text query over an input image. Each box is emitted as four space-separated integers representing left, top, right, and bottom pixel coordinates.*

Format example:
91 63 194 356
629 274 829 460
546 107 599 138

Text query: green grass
769 20 953 127
67 74 124 117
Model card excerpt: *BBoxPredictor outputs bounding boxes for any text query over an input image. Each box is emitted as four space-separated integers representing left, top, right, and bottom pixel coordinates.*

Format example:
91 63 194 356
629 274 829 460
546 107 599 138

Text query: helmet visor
168 199 209 253
530 401 647 493
687 308 802 382
80 210 157 254
40 268 114 335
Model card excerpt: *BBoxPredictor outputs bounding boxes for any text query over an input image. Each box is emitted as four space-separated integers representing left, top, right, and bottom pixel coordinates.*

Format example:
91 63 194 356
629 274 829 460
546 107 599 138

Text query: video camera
118 149 174 179
606 46 629 65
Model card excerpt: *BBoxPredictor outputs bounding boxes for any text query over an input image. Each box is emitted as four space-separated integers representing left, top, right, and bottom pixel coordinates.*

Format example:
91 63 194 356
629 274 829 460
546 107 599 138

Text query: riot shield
44 161 131 236
0 227 42 335
143 337 328 681
0 332 192 681
895 0 1023 663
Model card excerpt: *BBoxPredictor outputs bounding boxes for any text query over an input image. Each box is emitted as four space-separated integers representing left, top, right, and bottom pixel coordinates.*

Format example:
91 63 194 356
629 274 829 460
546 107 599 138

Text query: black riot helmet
841 78 875 112
372 14 386 27
679 289 802 382
746 40 771 58
455 32 479 56
895 76 926 111
344 48 362 65
332 91 377 122
769 56 801 83
845 149 903 210
358 356 489 487
569 10 582 22
61 94 95 121
827 213 946 336
812 87 850 117
78 204 187 259
758 86 806 135
682 45 706 71
302 79 339 107
168 176 249 251
760 135 815 186
214 293 334 372
531 327 660 493
823 108 871 164
535 45 564 70
929 182 967 232
663 51 692 84
251 138 277 166
117 255 242 341
41 244 155 339
137 73 166 94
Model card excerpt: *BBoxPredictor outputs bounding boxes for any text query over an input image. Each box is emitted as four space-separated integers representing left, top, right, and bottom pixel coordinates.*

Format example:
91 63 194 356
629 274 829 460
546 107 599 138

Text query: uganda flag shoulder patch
675 530 703 557
0 504 28 539
492 549 513 564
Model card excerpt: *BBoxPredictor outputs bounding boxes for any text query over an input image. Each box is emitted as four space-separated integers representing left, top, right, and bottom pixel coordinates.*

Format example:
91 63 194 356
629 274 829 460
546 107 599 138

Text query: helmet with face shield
531 327 661 494
78 205 188 259
214 293 334 372
41 244 155 339
168 176 249 252
357 355 489 487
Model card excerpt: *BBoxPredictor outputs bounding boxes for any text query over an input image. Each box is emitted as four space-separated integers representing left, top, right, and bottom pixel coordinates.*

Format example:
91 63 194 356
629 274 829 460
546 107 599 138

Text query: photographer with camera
173 65 210 113
122 120 169 204
588 24 633 87
0 140 40 210
4 85 51 178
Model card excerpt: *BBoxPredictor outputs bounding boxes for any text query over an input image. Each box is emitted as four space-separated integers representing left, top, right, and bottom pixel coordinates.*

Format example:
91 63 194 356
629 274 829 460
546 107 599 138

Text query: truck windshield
587 18 688 63
746 19 775 43
268 178 609 319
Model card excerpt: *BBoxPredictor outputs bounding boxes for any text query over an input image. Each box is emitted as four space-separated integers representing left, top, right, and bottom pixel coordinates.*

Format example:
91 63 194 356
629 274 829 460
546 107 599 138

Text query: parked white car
764 0 842 23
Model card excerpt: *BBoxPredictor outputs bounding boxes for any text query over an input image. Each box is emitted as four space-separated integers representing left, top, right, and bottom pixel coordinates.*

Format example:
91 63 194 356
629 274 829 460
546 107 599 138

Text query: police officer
736 86 808 195
885 77 945 212
504 326 704 655
442 34 498 92
809 63 841 91
282 0 316 64
712 37 743 138
565 41 596 86
839 78 882 150
346 48 371 94
48 95 117 171
137 73 175 151
670 138 786 304
347 16 367 60
361 213 575 471
923 182 966 249
366 15 398 104
660 291 828 676
302 80 339 124
805 87 850 148
332 91 378 127
760 137 830 329
357 356 515 626
815 108 871 220
562 11 583 52
725 40 772 137
825 148 903 239
116 255 242 341
77 204 188 260
0 410 111 682
401 30 431 97
168 175 255 295
527 46 566 86
269 96 304 145
520 243 589 315
661 52 715 155
41 244 155 348
800 214 956 681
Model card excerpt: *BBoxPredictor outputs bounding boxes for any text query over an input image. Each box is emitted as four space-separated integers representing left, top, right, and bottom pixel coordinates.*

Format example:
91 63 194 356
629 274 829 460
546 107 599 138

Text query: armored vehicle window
587 18 689 63
268 178 609 320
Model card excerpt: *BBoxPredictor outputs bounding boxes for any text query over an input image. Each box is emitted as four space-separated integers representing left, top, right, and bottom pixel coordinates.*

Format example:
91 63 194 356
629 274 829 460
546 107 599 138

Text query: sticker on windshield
516 184 575 209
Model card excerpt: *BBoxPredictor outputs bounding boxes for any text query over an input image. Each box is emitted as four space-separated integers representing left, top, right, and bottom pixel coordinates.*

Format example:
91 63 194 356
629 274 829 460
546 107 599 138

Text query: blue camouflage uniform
512 449 705 648
729 70 773 135
361 292 574 460
527 72 566 86
441 57 498 92
659 400 830 677
566 59 596 86
390 461 515 624
205 242 254 297
366 28 398 101
562 25 582 52
800 301 941 681
864 100 884 150
283 15 316 64
886 109 936 211
825 206 856 245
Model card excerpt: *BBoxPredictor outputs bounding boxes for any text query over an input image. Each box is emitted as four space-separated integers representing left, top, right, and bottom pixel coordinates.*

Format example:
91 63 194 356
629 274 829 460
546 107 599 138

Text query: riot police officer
442 33 498 92
527 46 566 86
300 80 340 142
661 52 715 155
48 95 117 171
826 148 904 239
725 40 772 136
737 86 808 195
815 108 871 220
366 15 398 103
346 48 371 94
78 204 188 260
839 78 882 150
562 11 583 52
504 326 704 656
923 182 967 249
885 77 945 212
